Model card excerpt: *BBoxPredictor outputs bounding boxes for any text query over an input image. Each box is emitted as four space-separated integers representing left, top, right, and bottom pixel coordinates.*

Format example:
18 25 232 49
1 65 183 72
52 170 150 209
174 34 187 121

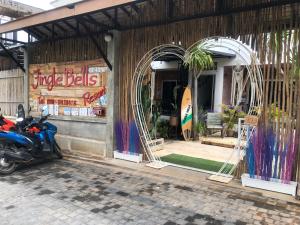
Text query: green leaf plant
184 42 214 72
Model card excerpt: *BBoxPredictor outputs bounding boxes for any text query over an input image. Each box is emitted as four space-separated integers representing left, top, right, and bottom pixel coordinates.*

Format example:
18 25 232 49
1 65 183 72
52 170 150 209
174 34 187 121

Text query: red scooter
0 108 40 134
0 111 16 131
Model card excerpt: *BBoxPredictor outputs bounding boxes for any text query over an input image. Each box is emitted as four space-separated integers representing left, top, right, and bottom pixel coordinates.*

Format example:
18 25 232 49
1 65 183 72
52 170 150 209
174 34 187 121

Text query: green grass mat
160 154 234 173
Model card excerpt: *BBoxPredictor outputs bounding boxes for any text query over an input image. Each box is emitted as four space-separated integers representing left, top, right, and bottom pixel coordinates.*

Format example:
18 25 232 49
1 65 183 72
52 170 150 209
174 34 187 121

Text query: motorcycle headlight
16 118 24 122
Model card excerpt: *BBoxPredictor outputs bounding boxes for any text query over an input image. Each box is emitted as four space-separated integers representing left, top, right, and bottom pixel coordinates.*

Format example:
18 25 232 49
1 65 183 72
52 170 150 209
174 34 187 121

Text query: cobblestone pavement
0 160 300 225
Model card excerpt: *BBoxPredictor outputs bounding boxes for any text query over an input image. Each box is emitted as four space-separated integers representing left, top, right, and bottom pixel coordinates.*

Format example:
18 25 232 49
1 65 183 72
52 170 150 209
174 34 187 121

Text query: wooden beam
168 0 174 19
0 0 136 34
120 6 131 17
78 19 112 70
131 4 140 14
85 15 111 29
148 0 155 8
30 26 108 44
43 25 58 36
0 37 26 45
32 27 48 38
114 8 119 27
102 10 121 28
28 27 47 39
76 20 80 35
24 28 42 40
51 23 55 39
55 23 68 33
216 0 224 13
0 42 25 72
63 20 77 32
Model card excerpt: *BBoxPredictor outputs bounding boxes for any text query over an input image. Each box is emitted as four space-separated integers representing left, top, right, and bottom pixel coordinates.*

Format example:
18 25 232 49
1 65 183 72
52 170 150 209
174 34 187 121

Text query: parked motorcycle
0 108 16 132
0 105 63 174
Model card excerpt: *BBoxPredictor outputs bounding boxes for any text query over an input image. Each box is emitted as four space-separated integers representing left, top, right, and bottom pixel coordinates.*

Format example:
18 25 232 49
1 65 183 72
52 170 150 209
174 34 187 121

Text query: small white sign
71 108 79 116
88 66 108 73
64 107 71 116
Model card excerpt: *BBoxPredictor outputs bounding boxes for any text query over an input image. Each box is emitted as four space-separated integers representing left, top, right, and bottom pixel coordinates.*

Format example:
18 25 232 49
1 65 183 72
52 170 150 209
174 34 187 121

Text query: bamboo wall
0 69 24 116
118 7 292 120
29 34 106 64
118 3 300 182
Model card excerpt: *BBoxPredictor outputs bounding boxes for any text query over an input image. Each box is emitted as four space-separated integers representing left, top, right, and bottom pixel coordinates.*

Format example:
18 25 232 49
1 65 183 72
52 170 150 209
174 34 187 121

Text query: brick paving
0 160 300 225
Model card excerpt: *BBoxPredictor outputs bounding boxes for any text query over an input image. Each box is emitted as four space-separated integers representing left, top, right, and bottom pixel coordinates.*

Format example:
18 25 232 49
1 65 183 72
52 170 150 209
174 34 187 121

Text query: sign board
244 115 259 126
29 59 109 118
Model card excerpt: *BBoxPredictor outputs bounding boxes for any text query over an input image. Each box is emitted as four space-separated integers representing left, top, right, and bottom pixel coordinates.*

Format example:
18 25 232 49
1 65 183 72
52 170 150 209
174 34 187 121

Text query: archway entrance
131 37 263 176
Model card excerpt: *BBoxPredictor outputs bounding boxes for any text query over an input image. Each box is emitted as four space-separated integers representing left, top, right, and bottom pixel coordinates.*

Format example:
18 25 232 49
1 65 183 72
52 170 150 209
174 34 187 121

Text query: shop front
29 59 109 156
1 0 300 197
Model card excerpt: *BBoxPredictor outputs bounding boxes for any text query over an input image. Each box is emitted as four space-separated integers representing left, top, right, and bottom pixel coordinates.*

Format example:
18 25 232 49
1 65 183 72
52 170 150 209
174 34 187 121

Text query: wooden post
296 78 300 199
193 72 200 138
22 47 29 115
105 30 120 158
193 71 203 138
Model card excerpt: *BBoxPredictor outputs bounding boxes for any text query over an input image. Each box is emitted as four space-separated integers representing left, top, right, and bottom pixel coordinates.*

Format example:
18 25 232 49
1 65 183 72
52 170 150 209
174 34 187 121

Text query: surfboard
181 87 193 141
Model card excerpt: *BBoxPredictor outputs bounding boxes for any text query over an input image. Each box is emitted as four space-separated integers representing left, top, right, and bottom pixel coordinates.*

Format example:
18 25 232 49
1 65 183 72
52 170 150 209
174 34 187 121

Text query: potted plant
183 42 214 135
195 121 206 143
222 104 246 137
169 85 180 127
150 102 161 139
141 82 151 126
157 120 170 139
194 107 207 142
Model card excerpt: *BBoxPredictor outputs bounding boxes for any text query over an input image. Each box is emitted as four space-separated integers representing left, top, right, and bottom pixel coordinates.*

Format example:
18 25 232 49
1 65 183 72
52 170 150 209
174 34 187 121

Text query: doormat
160 154 234 173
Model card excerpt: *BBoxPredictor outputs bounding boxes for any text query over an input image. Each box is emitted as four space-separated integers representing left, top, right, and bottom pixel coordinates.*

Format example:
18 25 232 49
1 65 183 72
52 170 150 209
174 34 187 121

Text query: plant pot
114 151 143 163
241 173 298 196
169 116 178 127
193 133 203 142
199 135 204 143
226 129 235 137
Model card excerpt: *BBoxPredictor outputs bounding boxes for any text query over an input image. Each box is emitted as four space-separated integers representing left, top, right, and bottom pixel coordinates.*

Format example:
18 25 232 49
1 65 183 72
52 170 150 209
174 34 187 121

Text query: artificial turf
160 154 234 172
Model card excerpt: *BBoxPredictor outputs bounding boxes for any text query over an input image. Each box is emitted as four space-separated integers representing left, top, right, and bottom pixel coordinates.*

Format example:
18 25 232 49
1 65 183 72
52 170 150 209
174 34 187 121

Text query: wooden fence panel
0 69 24 116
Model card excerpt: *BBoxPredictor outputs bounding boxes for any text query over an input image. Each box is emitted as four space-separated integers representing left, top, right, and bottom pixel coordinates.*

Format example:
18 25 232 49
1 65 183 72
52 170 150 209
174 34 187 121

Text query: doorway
161 80 177 115
198 75 215 111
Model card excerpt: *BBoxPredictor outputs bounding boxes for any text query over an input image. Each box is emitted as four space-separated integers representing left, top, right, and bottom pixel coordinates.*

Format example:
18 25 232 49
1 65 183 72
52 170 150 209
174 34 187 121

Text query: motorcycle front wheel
0 157 16 175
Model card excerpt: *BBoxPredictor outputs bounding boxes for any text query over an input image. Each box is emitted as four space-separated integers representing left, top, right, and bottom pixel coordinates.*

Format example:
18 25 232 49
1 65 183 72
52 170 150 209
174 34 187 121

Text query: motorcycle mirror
17 104 25 120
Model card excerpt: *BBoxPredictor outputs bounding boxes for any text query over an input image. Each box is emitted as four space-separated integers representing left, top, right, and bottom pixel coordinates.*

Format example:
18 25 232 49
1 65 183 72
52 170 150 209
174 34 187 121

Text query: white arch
131 37 263 171
131 44 185 166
